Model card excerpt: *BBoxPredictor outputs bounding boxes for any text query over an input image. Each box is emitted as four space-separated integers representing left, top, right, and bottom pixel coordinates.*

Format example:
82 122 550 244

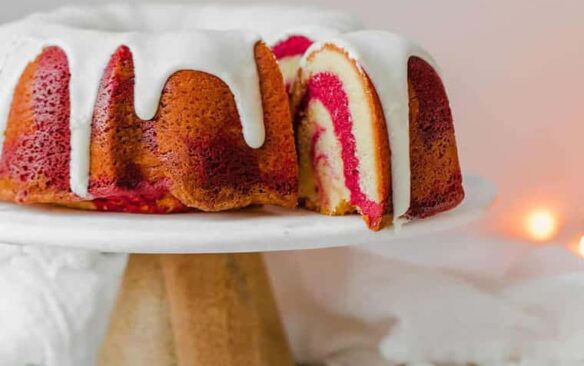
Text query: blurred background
3 0 581 243
1 1 583 364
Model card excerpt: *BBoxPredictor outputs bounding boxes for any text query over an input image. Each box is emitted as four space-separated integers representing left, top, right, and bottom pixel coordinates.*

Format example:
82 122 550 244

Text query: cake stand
0 175 495 365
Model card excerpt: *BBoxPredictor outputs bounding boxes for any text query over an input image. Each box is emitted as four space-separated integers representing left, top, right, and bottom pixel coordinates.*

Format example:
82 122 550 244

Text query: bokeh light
525 209 558 242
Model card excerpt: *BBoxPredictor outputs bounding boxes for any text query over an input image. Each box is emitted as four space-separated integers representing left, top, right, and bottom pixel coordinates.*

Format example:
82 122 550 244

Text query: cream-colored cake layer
301 100 350 213
300 46 383 204
278 55 302 88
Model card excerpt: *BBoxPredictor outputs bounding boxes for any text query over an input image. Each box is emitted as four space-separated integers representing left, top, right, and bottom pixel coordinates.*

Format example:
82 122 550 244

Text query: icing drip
0 4 361 199
302 31 439 225
0 20 263 198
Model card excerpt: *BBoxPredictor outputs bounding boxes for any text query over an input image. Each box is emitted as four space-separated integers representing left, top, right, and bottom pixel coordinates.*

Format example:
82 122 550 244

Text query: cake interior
272 35 314 91
296 43 464 230
297 45 390 229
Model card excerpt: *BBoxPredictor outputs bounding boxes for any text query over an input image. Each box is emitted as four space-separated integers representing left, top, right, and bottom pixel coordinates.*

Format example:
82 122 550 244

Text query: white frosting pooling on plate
302 31 439 226
0 4 360 198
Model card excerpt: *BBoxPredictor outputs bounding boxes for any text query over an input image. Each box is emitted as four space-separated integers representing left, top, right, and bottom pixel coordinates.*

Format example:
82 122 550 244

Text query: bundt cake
292 31 464 230
0 5 310 213
0 4 365 214
0 5 464 231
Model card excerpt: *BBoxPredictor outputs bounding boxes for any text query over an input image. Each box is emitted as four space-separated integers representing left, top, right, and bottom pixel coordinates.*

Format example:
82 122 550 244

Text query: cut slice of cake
293 30 464 230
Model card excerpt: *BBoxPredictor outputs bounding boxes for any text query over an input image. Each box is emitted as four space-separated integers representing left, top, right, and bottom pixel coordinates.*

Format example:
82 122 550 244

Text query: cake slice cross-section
293 30 464 230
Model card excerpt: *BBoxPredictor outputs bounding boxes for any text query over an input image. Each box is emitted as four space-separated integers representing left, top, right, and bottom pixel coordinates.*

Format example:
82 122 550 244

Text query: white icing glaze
27 4 361 49
302 31 440 226
0 4 358 198
0 21 263 197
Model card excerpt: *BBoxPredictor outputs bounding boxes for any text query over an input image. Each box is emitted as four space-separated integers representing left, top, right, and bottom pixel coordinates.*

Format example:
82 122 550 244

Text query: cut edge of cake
292 31 465 231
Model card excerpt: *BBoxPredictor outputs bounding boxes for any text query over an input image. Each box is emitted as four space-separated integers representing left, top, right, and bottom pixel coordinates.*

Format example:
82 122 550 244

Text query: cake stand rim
0 174 495 254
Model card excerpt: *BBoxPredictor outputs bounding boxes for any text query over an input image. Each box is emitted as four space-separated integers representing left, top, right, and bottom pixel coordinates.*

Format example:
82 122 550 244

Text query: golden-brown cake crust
406 57 464 219
0 47 78 205
0 42 298 213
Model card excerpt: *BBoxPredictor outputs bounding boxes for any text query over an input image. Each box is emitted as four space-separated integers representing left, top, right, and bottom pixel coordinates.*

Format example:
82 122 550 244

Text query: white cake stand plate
0 175 495 365
0 175 494 254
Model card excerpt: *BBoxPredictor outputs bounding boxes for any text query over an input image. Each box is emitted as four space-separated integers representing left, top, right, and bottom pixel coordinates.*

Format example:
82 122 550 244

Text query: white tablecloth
1 226 584 365
267 227 584 365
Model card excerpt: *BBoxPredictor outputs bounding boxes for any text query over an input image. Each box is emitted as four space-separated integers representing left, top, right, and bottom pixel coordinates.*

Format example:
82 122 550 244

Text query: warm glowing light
579 236 584 258
525 210 558 241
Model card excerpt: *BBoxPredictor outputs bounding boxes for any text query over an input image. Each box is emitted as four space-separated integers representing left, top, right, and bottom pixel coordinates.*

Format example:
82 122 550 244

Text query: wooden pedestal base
99 253 294 366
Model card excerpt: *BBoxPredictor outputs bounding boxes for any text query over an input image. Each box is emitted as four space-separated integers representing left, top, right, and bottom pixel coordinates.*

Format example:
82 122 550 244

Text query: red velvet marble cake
0 6 301 213
0 6 463 231
0 42 297 213
292 31 464 230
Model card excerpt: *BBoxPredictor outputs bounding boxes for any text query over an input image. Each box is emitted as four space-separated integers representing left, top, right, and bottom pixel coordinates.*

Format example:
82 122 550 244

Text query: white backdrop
1 0 582 237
